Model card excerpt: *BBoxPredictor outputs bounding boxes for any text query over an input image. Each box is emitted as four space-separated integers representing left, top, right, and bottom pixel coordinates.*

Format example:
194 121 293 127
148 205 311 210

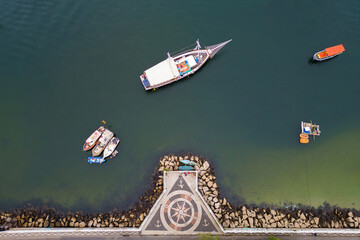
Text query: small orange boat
313 44 345 61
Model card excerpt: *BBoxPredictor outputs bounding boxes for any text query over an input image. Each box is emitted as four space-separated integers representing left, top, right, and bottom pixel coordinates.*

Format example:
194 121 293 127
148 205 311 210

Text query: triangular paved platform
141 171 223 235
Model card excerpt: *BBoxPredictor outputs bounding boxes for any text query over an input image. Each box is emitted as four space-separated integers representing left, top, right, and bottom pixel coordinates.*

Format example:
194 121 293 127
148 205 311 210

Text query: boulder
346 217 355 223
88 220 93 227
207 181 213 187
313 217 320 225
215 203 220 209
202 186 209 193
203 161 210 170
248 217 254 228
79 222 86 228
44 221 49 228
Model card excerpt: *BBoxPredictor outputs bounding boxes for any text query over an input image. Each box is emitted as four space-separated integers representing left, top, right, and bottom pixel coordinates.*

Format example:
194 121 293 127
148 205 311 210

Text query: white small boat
301 121 321 136
82 126 105 151
92 129 114 156
140 39 232 90
103 137 120 159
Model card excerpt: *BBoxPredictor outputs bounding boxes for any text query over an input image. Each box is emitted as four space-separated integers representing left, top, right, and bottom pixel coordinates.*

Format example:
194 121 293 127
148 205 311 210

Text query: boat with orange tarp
313 44 345 61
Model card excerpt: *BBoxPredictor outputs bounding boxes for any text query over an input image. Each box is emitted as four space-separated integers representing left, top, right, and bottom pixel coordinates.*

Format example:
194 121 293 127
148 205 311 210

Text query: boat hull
92 129 114 156
88 157 105 164
180 160 197 166
82 126 105 151
103 137 120 159
179 166 194 171
313 51 342 61
140 50 210 90
140 40 232 90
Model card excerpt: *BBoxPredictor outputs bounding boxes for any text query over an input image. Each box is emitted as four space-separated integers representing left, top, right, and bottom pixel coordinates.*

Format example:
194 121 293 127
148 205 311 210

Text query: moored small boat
179 165 194 171
82 126 105 151
92 129 114 156
313 44 345 61
103 137 120 159
88 157 106 164
180 160 197 166
301 121 321 136
140 39 232 90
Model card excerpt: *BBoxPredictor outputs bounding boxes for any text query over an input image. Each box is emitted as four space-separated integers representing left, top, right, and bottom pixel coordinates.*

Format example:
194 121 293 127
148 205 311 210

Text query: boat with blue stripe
88 157 106 164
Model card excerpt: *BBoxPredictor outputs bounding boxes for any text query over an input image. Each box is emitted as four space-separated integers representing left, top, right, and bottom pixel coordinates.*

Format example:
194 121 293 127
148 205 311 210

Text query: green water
1 0 359 212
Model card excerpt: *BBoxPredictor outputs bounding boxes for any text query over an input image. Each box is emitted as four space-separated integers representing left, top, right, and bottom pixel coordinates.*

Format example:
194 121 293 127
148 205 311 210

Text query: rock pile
1 153 359 230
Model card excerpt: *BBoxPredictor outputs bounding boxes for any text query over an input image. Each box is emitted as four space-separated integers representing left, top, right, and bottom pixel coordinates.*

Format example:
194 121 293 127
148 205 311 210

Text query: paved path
0 234 359 240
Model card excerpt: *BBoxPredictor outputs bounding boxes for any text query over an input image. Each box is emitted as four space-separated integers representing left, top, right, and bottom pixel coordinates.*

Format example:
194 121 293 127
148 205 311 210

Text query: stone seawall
1 154 359 230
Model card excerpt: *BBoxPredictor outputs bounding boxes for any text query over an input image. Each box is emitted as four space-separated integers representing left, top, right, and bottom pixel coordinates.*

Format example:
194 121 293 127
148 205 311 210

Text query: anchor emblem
155 220 162 228
203 219 209 226
178 178 184 189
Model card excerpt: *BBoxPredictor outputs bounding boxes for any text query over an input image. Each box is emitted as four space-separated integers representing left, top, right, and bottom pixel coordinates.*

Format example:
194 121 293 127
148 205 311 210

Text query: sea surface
0 0 359 212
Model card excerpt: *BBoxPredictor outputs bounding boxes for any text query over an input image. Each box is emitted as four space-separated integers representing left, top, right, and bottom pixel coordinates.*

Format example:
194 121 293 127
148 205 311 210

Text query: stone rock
347 211 354 218
313 217 319 225
44 221 49 228
248 217 254 228
202 161 210 170
346 217 355 223
79 222 86 228
222 198 227 206
69 221 74 227
88 220 93 227
215 203 220 209
213 197 218 203
207 181 213 188
300 213 306 220
202 186 209 193
222 220 230 228
140 214 144 221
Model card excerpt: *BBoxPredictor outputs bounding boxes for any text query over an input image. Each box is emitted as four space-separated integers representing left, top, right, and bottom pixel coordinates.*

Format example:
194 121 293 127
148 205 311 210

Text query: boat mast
196 39 201 60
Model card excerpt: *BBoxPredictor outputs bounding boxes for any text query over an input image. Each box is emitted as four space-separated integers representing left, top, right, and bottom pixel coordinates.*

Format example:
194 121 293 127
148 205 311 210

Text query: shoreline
1 153 359 230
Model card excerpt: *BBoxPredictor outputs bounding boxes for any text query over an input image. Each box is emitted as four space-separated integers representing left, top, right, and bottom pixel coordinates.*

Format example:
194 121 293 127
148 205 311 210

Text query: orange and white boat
313 44 345 61
82 126 105 151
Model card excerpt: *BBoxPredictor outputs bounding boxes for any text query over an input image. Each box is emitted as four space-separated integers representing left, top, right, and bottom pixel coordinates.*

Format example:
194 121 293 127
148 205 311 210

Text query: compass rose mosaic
141 171 222 235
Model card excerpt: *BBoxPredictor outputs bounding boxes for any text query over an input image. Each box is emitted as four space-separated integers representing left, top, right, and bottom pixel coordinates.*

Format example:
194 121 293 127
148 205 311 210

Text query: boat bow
205 39 232 58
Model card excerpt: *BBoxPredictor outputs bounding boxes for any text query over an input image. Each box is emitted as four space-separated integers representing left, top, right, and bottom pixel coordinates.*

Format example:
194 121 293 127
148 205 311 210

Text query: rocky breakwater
157 154 360 229
1 153 359 230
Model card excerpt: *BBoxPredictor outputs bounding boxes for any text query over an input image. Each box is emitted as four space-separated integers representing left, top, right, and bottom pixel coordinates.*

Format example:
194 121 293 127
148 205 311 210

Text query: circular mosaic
160 191 202 231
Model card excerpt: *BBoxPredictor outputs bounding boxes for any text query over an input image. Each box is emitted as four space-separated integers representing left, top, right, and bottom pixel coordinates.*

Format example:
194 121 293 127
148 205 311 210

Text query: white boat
103 137 120 159
92 129 114 156
301 121 321 136
140 39 232 90
82 126 105 151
